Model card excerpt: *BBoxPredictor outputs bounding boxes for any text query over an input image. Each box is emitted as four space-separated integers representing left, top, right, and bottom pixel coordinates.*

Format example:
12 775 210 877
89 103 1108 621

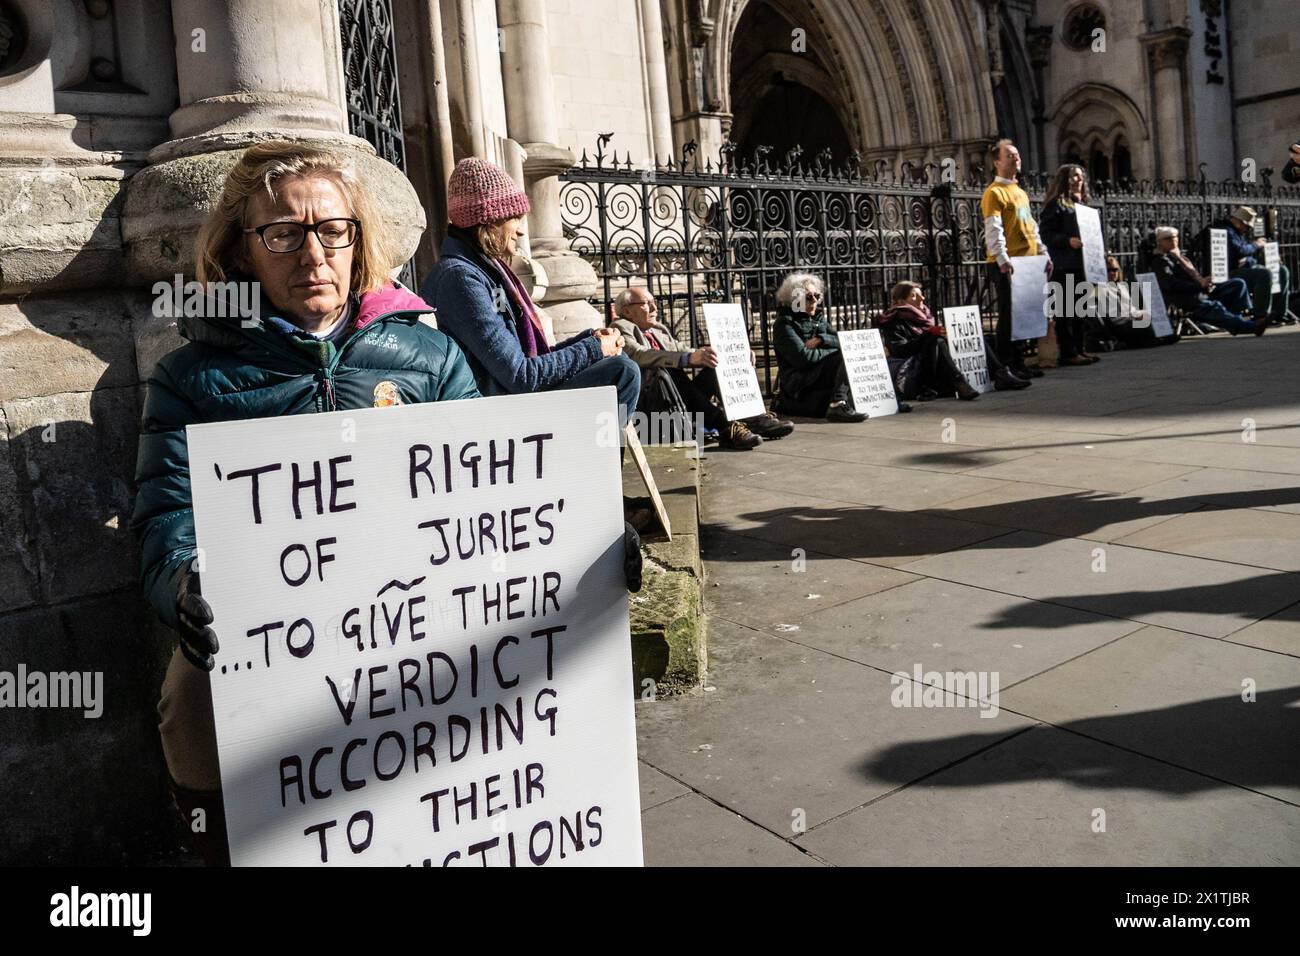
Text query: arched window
1113 139 1132 181
1089 144 1110 183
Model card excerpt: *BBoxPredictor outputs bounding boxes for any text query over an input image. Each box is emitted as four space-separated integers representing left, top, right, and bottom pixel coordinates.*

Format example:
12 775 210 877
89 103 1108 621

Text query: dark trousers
1053 267 1086 359
989 262 1015 363
913 334 967 396
776 354 852 417
1194 278 1255 334
640 366 729 433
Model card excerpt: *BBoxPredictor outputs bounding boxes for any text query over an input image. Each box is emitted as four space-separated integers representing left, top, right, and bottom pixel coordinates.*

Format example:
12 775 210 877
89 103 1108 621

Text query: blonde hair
194 140 394 294
776 272 824 307
890 280 922 303
474 218 519 260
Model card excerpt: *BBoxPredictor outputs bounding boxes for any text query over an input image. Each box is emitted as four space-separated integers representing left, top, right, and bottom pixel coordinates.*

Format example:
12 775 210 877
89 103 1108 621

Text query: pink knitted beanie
447 157 531 228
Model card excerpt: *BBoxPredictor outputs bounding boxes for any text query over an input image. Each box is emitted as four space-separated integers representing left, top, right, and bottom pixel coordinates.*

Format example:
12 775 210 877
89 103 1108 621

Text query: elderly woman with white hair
771 272 867 422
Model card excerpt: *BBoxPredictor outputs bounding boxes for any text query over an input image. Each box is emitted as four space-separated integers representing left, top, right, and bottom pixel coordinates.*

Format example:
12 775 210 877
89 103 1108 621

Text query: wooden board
625 422 671 539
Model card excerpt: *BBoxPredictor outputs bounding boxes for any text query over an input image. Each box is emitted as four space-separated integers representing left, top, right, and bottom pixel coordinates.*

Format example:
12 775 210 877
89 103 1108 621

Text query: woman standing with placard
1039 164 1101 367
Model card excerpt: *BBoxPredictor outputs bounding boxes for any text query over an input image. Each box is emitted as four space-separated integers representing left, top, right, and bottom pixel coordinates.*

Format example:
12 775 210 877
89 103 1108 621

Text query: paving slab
925 480 1198 542
798 725 1300 866
1126 467 1300 515
902 530 1300 638
1069 435 1300 474
1224 603 1300 657
709 492 1011 567
728 459 1011 512
1114 506 1300 572
761 432 1039 474
787 576 1145 686
999 626 1300 804
1135 420 1300 449
633 618 1033 833
640 793 824 867
701 528 918 632
961 451 1200 492
637 760 690 812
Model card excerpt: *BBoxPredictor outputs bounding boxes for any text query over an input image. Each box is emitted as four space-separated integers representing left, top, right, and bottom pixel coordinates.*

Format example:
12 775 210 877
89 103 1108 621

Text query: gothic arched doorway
727 0 853 169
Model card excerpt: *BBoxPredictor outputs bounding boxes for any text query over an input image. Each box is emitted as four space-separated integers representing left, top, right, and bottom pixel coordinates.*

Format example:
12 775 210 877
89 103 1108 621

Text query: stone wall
547 0 657 165
1229 0 1300 180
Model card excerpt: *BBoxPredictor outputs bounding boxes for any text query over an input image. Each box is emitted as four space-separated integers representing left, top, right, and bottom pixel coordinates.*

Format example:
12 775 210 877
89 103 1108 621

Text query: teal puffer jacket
130 283 480 629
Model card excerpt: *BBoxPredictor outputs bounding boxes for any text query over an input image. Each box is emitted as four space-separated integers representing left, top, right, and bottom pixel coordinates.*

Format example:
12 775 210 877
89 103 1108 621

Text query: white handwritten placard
187 388 642 866
1137 273 1173 338
1075 203 1108 285
1264 241 1282 294
1009 255 1051 340
839 328 898 417
1209 229 1230 282
701 303 766 420
943 306 992 394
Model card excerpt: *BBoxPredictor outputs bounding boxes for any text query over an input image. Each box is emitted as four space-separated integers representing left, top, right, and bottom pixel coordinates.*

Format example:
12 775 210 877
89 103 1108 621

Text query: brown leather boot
724 421 763 450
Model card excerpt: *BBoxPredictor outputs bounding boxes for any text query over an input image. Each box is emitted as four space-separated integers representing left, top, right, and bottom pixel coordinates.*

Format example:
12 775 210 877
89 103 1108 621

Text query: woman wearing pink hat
420 157 640 416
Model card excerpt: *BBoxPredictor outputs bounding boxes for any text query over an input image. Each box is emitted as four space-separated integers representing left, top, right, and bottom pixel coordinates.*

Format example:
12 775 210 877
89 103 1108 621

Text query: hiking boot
826 402 868 423
956 380 981 401
724 421 763 449
746 412 794 439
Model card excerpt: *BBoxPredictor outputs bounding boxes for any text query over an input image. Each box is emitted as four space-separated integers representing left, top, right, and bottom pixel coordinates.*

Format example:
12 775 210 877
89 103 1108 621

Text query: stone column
1025 25 1052 171
638 0 675 165
1141 27 1192 181
496 0 600 333
123 0 425 285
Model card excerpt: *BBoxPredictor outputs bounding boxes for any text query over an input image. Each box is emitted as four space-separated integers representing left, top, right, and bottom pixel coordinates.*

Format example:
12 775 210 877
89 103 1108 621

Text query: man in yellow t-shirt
981 139 1052 370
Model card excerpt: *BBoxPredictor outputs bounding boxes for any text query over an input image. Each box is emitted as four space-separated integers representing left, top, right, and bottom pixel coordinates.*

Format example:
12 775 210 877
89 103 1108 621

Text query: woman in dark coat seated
770 272 867 422
877 282 1029 400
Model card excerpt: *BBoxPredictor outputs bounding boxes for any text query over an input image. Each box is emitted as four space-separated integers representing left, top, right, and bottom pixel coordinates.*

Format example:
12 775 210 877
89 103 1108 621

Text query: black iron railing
338 0 415 288
560 136 1300 395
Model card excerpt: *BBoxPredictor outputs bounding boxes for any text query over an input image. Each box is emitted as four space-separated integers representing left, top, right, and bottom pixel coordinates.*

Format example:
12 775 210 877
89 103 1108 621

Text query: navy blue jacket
420 231 604 396
1210 218 1261 270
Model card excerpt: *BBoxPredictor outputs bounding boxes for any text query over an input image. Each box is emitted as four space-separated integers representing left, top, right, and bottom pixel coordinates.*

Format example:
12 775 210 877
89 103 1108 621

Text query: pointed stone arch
1050 82 1151 180
705 0 997 168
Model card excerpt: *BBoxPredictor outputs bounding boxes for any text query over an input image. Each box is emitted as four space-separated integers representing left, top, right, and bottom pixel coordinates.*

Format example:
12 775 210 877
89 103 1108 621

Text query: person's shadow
862 686 1300 797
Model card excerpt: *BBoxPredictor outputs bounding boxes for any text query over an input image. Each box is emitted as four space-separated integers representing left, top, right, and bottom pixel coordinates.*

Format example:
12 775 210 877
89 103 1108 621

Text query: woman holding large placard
1040 164 1101 367
130 141 495 864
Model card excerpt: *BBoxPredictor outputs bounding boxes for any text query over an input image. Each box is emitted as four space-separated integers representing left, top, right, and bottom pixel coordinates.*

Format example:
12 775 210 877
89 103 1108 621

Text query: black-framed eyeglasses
243 218 360 253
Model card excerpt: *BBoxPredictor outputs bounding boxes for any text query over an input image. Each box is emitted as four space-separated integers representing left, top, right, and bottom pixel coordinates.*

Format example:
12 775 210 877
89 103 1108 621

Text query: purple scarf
883 303 937 329
490 257 552 358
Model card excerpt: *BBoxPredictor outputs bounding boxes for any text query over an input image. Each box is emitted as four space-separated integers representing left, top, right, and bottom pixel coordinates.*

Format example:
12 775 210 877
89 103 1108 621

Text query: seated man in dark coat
1209 205 1293 324
611 287 793 450
770 272 867 422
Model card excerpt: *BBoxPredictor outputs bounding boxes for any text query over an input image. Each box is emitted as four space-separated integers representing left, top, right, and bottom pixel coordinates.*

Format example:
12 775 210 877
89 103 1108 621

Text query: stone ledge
623 444 707 697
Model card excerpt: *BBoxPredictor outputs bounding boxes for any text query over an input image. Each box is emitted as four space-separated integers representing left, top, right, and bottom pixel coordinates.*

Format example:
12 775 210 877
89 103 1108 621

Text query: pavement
635 326 1300 866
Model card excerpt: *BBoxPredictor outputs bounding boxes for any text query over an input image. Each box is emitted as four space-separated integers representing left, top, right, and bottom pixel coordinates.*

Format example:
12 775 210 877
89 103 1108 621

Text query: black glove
623 521 643 593
175 567 219 671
